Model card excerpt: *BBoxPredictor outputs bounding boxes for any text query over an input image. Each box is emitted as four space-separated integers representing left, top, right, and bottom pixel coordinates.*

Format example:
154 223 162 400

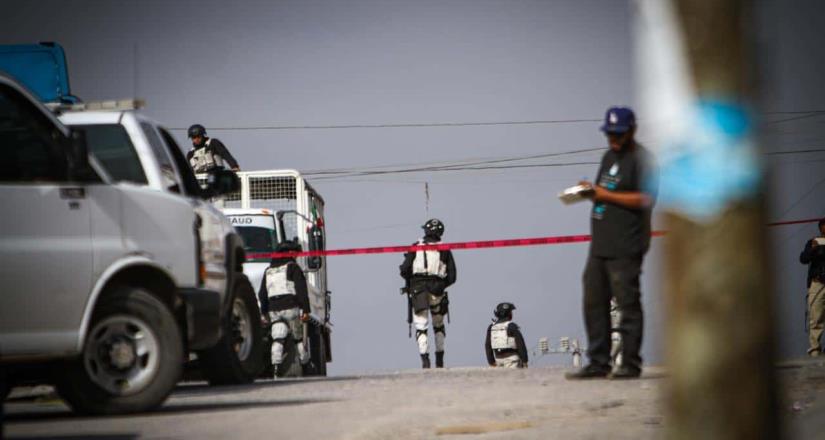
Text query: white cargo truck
213 171 331 375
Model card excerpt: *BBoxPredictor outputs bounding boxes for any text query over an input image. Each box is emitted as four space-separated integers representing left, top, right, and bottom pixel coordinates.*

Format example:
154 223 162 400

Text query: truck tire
307 325 327 377
198 275 265 385
0 368 10 402
56 287 183 415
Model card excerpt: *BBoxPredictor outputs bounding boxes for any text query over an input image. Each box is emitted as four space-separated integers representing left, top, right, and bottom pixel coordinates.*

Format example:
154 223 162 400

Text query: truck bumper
179 288 222 350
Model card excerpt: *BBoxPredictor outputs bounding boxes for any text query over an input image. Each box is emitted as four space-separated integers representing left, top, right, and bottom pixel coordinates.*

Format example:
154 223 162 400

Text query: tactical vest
265 265 295 298
490 321 517 350
412 239 447 278
189 139 224 173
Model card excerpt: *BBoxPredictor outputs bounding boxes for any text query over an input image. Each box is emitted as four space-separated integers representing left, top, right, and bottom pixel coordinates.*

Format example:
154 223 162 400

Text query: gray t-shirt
589 143 655 259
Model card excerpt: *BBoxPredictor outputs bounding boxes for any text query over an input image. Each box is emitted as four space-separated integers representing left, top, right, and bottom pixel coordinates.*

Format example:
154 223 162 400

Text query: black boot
564 363 611 380
421 354 431 369
435 351 444 368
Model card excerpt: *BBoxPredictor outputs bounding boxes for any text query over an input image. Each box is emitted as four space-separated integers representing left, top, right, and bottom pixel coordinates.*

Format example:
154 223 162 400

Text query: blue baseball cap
600 106 636 134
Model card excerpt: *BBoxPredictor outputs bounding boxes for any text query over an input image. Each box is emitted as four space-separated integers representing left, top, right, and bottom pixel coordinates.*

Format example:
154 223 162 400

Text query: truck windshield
73 124 147 184
236 226 277 253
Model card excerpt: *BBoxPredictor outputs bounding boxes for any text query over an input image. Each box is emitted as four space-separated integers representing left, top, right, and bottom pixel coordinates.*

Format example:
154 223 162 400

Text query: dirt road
4 362 824 439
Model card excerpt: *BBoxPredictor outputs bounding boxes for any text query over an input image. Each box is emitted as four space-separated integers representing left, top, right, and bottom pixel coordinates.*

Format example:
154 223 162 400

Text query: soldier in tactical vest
485 302 528 368
186 124 240 173
400 219 457 368
258 241 310 375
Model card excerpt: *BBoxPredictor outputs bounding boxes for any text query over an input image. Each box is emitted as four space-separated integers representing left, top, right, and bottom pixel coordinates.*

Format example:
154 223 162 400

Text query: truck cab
224 208 279 298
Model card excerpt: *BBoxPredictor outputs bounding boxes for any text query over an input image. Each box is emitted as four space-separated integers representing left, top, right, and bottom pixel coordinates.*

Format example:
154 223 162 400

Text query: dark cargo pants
583 255 644 370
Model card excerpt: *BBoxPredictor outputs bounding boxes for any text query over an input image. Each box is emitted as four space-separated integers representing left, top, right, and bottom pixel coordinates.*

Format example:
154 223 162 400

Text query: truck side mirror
307 224 324 270
204 168 240 198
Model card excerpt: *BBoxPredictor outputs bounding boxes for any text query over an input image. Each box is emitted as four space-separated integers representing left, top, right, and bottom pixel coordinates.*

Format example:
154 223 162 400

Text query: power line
303 147 603 178
311 161 600 181
766 111 825 125
169 110 825 132
305 146 825 182
765 147 825 155
169 118 602 131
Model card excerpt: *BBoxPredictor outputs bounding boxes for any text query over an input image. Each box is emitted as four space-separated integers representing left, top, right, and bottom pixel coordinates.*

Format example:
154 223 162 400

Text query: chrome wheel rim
83 315 160 396
231 298 253 361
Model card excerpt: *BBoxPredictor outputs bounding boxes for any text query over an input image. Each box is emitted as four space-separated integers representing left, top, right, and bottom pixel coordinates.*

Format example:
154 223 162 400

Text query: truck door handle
60 187 86 200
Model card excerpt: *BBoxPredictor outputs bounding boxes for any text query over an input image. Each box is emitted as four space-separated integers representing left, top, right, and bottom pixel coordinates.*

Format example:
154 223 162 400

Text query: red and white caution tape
247 217 820 260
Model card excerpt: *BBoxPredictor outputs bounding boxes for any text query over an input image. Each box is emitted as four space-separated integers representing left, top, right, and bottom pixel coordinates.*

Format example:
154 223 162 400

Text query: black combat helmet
187 124 207 138
422 218 445 238
494 302 516 319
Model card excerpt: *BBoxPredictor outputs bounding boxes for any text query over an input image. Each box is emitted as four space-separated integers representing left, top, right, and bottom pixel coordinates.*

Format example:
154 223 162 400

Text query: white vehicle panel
119 185 198 287
0 185 93 356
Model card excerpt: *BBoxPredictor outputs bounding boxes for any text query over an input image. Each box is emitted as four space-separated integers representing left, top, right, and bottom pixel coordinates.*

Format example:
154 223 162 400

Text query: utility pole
651 0 780 438
425 182 430 219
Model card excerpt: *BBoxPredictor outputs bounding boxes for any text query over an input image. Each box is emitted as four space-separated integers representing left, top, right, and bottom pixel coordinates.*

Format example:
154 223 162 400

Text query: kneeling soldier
485 302 528 368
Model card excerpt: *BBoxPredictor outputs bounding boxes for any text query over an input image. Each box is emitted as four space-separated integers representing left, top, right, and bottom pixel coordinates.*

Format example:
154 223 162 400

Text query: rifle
401 279 412 338
444 291 450 324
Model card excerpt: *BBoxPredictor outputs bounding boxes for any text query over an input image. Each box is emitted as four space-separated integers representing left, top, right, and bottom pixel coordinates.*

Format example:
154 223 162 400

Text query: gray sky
3 0 824 374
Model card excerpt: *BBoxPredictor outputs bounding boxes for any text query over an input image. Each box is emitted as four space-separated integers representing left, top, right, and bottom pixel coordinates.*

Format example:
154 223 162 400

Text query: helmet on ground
494 302 516 319
422 218 445 237
188 124 207 138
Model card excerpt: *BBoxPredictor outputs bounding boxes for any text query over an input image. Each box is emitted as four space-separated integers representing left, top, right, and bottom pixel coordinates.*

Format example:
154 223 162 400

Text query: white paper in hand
558 184 593 205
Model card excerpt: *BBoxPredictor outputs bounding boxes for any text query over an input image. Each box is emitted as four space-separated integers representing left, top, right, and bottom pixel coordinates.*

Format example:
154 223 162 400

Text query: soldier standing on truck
186 123 240 173
258 241 311 376
400 219 457 369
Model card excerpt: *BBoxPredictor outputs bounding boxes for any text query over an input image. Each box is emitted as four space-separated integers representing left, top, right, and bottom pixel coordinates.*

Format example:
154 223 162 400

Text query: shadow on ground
4 397 338 423
173 374 361 397
7 435 138 440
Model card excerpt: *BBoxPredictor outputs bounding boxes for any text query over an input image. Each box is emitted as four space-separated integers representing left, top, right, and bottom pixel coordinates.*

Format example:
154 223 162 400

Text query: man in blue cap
566 106 656 380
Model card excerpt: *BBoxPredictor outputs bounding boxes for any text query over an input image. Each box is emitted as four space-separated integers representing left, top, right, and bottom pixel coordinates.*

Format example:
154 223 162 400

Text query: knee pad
433 324 446 336
271 321 289 339
416 329 428 339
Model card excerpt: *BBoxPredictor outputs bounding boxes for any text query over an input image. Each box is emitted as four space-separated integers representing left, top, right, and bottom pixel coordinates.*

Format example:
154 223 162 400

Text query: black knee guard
416 329 427 340
433 324 446 336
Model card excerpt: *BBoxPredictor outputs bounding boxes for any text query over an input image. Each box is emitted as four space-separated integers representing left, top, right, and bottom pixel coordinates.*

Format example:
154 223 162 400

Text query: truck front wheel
198 274 265 385
56 287 183 414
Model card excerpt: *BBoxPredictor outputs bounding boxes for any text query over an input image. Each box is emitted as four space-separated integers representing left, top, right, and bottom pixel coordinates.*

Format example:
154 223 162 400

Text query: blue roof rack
0 42 80 103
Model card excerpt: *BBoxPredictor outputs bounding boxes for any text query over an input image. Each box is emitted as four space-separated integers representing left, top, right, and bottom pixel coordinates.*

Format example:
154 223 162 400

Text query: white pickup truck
0 78 264 414
56 102 267 384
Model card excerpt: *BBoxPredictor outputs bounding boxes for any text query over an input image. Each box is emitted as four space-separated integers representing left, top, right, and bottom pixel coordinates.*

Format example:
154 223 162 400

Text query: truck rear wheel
198 275 265 385
56 287 183 414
